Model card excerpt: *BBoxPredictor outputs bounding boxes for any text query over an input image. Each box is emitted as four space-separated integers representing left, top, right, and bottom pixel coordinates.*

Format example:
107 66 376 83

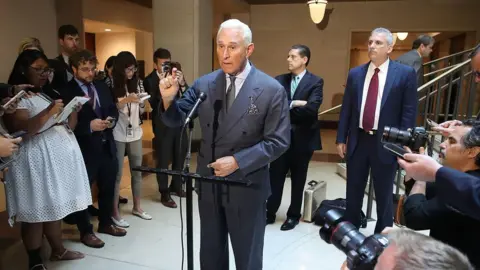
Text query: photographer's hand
432 120 463 136
398 152 441 182
159 68 180 110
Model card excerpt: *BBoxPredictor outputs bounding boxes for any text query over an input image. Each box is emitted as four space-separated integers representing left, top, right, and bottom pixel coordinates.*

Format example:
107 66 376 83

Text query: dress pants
68 147 118 235
199 199 266 270
267 147 313 220
345 131 396 233
155 126 187 193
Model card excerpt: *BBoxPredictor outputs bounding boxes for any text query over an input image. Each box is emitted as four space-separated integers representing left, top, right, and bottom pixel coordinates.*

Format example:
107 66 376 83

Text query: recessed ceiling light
105 29 112 32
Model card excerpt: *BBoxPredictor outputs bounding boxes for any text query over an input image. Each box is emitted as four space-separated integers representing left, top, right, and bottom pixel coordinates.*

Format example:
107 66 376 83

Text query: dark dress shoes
119 196 128 204
88 205 100 217
266 215 275 225
280 218 299 231
81 233 105 248
98 224 127 237
161 192 178 208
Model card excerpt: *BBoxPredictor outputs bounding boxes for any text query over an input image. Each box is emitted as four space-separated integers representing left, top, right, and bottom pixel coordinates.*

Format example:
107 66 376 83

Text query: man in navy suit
159 19 290 270
60 50 127 248
266 44 323 231
336 28 418 233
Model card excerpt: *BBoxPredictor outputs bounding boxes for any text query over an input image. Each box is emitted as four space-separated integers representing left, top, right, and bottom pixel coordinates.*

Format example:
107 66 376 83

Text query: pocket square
247 96 259 115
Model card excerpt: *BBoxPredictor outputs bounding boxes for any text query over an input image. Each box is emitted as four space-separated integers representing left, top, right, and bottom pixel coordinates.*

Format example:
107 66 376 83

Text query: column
152 0 213 140
55 0 85 51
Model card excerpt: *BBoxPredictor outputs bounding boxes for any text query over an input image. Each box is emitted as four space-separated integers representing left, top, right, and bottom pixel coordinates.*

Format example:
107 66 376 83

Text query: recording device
106 117 116 123
2 90 26 110
382 126 429 153
184 92 207 127
320 209 389 270
161 61 182 75
383 142 409 160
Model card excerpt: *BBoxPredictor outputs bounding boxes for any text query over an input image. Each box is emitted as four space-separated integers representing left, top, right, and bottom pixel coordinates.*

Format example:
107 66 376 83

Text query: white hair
217 19 252 45
371 27 394 46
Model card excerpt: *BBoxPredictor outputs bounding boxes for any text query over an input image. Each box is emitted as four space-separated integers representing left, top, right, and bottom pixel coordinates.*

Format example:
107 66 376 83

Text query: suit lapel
381 60 398 110
284 75 292 100
357 63 369 110
215 67 263 142
292 71 311 100
208 71 227 126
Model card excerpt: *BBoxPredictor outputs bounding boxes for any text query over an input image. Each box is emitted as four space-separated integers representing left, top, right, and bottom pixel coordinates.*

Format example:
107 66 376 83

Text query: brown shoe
170 189 186 198
161 192 178 208
81 233 105 248
98 224 127 237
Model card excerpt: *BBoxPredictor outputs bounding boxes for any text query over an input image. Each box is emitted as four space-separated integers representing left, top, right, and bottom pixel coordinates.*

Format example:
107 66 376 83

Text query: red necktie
362 68 380 132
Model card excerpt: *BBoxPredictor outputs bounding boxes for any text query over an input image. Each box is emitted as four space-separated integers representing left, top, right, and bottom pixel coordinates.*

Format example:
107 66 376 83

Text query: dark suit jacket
50 55 73 91
396 50 424 87
336 60 418 163
436 167 480 221
59 79 119 162
160 65 291 206
275 71 323 152
404 170 480 268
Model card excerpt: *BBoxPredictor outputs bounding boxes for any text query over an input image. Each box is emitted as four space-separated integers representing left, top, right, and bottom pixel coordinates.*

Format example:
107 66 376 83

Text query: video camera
382 126 429 153
161 61 182 75
320 209 389 270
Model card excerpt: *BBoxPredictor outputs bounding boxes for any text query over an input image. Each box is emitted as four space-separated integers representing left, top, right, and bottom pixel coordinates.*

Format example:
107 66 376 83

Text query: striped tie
291 76 299 98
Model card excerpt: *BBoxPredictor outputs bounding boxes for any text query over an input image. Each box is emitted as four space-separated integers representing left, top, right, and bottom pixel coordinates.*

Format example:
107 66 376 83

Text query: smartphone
10 130 27 139
383 143 409 160
107 117 116 123
2 90 26 110
426 119 439 127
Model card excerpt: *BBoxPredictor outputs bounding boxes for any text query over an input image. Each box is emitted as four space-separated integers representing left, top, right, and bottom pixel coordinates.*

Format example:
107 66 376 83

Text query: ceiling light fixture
307 0 328 24
105 28 112 32
397 32 408 41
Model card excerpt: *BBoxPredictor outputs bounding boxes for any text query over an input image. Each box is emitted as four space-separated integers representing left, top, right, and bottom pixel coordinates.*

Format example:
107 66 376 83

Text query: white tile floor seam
3 160 384 270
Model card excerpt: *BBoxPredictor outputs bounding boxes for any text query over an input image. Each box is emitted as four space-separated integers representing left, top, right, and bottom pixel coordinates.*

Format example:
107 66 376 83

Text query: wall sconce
397 32 408 41
308 0 328 24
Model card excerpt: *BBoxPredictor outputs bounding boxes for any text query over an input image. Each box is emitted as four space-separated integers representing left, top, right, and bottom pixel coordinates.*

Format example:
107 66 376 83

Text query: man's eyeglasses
79 67 98 73
29 67 54 76
125 66 138 73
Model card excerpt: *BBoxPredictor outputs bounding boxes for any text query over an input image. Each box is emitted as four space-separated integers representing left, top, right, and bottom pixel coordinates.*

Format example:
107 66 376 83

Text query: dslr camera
320 209 389 270
382 126 429 153
161 61 181 75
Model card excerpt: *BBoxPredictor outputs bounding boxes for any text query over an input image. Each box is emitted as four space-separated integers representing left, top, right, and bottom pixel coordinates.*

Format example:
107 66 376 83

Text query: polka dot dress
4 95 92 225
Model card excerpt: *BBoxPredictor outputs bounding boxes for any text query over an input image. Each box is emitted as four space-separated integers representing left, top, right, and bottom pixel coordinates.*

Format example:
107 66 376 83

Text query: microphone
184 92 207 127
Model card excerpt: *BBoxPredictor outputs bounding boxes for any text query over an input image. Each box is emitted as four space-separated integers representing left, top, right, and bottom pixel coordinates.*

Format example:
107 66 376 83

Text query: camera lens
382 126 412 146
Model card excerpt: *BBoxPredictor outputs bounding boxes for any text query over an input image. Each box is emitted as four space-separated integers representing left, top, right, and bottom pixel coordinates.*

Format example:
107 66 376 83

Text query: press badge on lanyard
127 103 134 138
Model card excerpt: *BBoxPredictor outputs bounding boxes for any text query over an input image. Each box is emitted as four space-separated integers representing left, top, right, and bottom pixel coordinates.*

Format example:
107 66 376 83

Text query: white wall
135 31 154 75
0 0 58 81
95 32 136 70
83 0 153 33
249 0 480 111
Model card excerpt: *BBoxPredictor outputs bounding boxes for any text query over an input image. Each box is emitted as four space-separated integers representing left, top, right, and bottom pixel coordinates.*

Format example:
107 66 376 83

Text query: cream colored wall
95 32 136 71
0 0 58 81
249 1 480 111
135 31 154 75
82 0 153 33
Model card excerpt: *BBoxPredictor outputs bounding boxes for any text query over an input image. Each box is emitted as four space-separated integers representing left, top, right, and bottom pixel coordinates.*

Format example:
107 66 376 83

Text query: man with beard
50 25 80 90
60 50 126 248
403 119 480 268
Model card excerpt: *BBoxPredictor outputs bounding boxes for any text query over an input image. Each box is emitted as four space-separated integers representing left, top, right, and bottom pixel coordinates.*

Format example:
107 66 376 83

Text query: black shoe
88 205 99 217
280 218 299 231
119 196 128 204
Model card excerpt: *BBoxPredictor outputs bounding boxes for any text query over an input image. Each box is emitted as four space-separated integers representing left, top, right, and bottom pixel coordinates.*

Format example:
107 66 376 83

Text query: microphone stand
183 120 195 270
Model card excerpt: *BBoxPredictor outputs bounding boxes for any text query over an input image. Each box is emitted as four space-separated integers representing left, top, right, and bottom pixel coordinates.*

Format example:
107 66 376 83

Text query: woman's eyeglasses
29 67 54 76
125 66 138 73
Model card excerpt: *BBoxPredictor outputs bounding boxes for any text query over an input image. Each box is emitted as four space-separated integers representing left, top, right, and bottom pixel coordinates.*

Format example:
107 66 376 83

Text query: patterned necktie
86 83 102 116
226 76 236 112
362 68 380 132
291 76 299 98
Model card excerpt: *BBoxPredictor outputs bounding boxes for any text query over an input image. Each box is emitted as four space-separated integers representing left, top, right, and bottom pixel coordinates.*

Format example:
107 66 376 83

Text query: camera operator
398 121 480 222
340 228 474 270
401 120 480 268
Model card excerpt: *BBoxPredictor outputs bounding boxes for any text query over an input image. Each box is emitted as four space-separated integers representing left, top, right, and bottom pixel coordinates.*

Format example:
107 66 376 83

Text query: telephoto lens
319 209 389 270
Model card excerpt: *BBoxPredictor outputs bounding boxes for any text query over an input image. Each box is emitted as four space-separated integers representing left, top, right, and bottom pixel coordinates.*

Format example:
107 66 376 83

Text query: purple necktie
362 68 380 132
86 83 102 116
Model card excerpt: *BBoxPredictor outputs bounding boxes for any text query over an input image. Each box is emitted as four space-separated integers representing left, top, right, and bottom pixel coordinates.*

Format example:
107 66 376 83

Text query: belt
359 128 377 135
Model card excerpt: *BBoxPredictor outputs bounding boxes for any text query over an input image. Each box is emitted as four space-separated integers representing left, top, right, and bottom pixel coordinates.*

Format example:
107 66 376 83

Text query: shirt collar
226 61 251 81
74 78 91 88
292 69 307 81
369 58 390 73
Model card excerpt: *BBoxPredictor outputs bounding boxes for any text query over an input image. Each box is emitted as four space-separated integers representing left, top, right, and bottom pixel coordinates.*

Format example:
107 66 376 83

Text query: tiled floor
2 155 382 270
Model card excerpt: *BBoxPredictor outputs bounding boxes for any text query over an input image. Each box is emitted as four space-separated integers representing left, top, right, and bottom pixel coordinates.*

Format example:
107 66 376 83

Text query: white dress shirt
113 82 146 143
359 59 390 130
225 61 252 97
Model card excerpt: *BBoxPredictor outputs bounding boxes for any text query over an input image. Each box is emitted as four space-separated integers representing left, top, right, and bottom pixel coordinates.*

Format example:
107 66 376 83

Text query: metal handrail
423 48 474 66
318 58 472 116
